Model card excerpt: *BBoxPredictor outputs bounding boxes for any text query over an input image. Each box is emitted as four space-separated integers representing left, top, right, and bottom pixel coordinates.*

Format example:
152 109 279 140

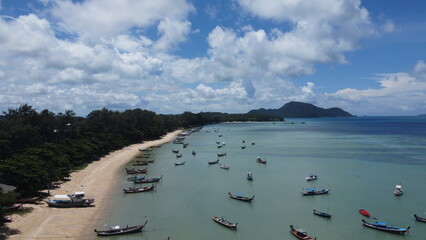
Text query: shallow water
96 117 426 239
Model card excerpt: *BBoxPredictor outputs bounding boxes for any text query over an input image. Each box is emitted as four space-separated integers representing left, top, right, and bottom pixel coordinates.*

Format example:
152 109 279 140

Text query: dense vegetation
0 104 280 202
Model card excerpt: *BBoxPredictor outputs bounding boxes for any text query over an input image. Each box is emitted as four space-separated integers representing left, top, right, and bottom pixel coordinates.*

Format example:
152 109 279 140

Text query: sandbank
5 130 182 239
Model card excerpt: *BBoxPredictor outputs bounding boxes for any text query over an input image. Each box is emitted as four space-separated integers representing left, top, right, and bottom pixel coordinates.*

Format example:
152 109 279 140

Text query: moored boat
208 159 219 165
414 214 426 223
133 161 148 166
290 225 316 240
176 153 182 158
94 221 148 236
174 161 185 166
126 168 148 174
123 184 156 193
359 209 370 217
362 219 410 234
247 172 253 181
241 146 246 149
302 188 330 196
256 156 267 164
313 209 331 218
394 184 403 196
133 175 163 184
217 153 227 157
192 150 196 155
212 216 237 230
219 164 229 169
228 192 254 202
172 149 179 153
306 174 318 181
126 175 146 181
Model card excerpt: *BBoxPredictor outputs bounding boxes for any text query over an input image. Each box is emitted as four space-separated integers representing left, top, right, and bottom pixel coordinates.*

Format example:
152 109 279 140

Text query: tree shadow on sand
0 225 21 240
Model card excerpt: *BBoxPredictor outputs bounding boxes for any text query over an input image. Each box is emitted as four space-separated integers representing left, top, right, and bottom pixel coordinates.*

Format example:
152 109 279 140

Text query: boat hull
362 220 410 235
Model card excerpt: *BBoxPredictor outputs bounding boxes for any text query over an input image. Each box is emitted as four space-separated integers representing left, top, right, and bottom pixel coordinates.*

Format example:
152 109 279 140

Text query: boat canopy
306 188 316 191
53 195 70 199
376 222 387 227
395 185 402 189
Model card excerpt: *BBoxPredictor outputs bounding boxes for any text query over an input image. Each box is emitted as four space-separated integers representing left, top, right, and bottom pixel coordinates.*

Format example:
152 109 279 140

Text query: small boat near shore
133 175 163 184
306 174 318 181
362 219 410 234
228 192 254 202
126 168 148 174
219 164 229 169
94 221 148 236
212 216 237 230
302 188 330 196
256 156 267 164
172 149 179 153
217 153 227 157
313 209 331 218
45 192 94 208
414 214 426 223
127 175 146 181
394 184 403 196
133 161 148 166
123 184 156 193
208 159 219 165
359 209 370 217
174 161 185 166
290 225 316 240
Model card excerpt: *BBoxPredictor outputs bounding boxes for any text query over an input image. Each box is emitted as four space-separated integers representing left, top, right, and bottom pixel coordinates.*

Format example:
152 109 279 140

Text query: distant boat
45 192 94 208
208 159 220 165
172 149 179 153
218 134 223 137
94 221 148 236
139 148 152 152
212 216 237 230
133 175 163 184
247 172 253 181
219 164 230 169
127 175 146 181
174 161 185 166
289 225 316 240
192 150 196 155
414 214 426 223
359 209 370 217
217 153 227 157
133 161 148 166
183 143 189 148
217 145 223 148
313 209 331 218
241 146 246 149
123 184 156 193
302 188 330 196
256 156 267 164
176 153 182 158
361 219 410 234
306 174 318 181
394 184 403 196
251 142 255 145
228 192 254 202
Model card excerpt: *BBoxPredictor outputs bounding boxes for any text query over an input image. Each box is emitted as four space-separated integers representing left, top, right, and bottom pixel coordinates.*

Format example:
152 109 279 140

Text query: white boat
394 184 403 196
247 172 253 181
219 164 230 169
306 174 318 181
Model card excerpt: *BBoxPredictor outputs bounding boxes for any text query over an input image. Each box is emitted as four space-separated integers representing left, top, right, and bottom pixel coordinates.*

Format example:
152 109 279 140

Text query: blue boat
362 220 410 235
127 175 146 181
302 188 329 195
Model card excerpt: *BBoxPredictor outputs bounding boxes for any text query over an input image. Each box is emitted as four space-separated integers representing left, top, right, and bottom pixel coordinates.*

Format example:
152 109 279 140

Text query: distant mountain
248 101 354 118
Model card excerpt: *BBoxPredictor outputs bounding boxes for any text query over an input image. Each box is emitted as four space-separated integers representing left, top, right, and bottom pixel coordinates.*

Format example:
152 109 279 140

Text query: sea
96 116 426 240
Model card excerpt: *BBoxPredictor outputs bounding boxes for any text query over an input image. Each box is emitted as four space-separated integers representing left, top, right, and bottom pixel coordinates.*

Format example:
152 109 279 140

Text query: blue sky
0 0 425 116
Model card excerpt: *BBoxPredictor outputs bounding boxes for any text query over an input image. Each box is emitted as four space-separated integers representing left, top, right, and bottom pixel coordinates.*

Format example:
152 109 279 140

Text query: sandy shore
5 130 182 239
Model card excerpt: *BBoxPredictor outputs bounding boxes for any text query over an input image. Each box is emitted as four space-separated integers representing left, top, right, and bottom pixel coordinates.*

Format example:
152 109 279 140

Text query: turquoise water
97 117 426 240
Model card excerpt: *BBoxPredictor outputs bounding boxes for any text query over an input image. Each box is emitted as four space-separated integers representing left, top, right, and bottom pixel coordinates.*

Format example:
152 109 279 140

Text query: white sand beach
6 130 182 239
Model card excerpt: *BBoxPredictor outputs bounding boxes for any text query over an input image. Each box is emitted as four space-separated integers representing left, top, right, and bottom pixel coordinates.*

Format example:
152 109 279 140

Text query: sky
0 0 425 116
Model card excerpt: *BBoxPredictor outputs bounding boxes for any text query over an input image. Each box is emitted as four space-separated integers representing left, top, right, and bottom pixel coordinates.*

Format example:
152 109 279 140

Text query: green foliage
0 104 280 196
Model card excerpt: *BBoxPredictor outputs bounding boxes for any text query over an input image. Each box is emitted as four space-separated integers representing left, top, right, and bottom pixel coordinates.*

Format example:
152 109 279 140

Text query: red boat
359 209 370 217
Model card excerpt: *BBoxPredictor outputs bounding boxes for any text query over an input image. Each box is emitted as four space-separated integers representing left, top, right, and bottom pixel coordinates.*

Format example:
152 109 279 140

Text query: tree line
0 104 281 199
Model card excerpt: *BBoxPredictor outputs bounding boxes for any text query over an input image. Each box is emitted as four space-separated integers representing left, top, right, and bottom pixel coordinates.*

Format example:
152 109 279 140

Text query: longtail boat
133 175 162 184
212 216 237 230
302 188 330 196
174 161 185 166
123 184 156 193
290 225 316 240
414 214 426 223
45 192 94 208
228 192 254 202
94 221 148 236
313 209 331 218
125 168 148 174
256 156 267 164
362 219 410 235
217 153 227 157
208 159 219 165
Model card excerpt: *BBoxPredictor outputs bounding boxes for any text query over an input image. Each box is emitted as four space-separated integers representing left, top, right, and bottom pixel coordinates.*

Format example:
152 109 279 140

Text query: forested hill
0 104 280 199
248 101 353 118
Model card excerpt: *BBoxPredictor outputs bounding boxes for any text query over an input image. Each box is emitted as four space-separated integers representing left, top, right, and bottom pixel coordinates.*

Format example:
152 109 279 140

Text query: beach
6 130 182 240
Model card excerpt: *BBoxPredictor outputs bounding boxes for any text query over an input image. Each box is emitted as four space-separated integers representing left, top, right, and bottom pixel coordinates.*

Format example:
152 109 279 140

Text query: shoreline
6 129 182 239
